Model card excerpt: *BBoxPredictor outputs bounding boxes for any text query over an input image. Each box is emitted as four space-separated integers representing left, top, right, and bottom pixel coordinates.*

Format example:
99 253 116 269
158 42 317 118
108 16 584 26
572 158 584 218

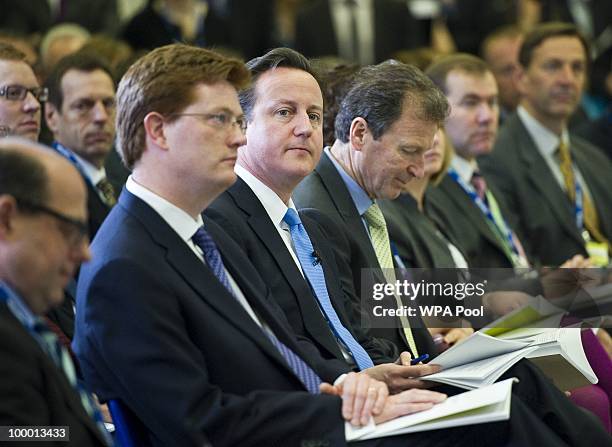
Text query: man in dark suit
481 23 612 267
294 0 426 65
44 51 117 241
72 43 544 447
206 48 454 394
294 61 448 357
424 53 530 270
0 138 110 446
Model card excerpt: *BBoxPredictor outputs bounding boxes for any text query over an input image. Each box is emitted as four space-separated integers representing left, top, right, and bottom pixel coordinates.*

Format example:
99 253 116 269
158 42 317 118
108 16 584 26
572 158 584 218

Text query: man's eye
210 113 229 124
7 86 25 100
275 109 291 118
308 113 321 123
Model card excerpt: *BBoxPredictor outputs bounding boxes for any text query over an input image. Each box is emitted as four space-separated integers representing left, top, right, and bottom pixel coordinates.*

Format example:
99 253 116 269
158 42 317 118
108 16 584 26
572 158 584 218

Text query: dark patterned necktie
191 226 322 393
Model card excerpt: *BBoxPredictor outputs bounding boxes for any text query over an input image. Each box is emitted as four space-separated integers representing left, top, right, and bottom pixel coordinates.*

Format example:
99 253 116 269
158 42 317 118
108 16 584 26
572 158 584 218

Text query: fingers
340 373 389 426
319 382 338 396
397 351 412 366
444 328 474 345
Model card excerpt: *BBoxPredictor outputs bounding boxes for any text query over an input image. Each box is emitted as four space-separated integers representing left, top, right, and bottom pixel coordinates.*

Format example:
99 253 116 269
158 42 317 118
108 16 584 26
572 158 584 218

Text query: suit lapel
439 176 509 255
228 179 343 358
119 192 291 370
316 153 382 271
511 117 583 246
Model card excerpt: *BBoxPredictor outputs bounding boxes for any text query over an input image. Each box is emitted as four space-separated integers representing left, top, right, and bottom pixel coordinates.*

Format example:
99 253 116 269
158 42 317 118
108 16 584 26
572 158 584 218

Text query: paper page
347 379 515 442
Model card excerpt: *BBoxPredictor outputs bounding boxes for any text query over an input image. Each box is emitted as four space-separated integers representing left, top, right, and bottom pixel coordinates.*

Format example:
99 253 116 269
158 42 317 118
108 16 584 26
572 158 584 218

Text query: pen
410 354 430 365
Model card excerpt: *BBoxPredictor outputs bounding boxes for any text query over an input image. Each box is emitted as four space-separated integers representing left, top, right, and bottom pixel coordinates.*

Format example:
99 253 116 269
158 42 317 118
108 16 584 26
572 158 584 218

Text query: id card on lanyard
448 169 529 269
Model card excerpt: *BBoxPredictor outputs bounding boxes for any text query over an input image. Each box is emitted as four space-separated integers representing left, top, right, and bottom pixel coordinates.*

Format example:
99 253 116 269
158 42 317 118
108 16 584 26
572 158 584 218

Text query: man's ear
515 65 528 96
349 117 369 152
0 195 17 240
143 112 168 150
44 102 60 135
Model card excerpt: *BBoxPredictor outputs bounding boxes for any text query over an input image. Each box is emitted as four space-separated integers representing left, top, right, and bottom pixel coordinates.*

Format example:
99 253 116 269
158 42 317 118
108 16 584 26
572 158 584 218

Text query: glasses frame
15 198 89 246
167 112 247 134
0 85 48 102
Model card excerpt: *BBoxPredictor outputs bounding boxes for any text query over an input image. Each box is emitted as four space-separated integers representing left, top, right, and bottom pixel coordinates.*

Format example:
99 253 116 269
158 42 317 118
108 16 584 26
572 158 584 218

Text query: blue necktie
283 209 374 370
33 321 112 446
192 226 322 394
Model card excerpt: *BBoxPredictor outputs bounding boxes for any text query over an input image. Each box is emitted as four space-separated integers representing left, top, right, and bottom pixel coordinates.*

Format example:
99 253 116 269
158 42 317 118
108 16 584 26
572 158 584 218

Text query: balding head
0 138 89 314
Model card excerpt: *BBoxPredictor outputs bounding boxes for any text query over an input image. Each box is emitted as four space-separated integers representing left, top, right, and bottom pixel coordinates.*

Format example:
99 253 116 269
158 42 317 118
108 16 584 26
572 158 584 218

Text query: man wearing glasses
45 51 117 240
0 137 110 446
0 43 46 141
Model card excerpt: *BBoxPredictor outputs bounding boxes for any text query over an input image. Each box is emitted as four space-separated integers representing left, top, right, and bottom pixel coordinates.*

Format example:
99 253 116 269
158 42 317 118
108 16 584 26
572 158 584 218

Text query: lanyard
448 169 522 262
574 177 584 231
51 142 97 191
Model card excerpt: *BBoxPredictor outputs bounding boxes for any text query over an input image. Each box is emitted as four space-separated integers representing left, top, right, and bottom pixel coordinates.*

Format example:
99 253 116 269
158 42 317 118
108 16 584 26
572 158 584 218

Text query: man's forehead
256 68 322 102
0 60 37 81
447 70 497 95
532 36 586 61
189 81 242 112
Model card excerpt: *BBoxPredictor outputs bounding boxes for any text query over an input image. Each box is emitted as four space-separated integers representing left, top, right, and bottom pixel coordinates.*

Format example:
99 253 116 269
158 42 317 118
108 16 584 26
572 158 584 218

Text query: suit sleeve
77 258 347 447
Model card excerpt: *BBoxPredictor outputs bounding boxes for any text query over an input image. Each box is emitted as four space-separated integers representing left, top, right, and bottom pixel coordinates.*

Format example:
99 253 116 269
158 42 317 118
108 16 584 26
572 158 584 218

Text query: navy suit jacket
73 190 349 447
206 177 398 367
294 152 436 357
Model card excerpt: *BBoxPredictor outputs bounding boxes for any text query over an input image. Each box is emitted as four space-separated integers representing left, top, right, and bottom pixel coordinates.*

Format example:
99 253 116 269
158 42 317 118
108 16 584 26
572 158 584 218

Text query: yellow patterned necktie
96 177 116 207
557 141 609 249
363 202 419 357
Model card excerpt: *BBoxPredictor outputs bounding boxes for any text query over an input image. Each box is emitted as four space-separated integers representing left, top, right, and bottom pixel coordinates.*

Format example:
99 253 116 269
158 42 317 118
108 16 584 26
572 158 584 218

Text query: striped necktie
33 320 112 445
363 203 419 357
192 226 323 393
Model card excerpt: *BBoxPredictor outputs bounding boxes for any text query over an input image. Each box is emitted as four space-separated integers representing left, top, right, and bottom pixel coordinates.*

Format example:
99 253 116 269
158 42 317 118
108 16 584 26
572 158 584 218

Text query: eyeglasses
0 85 48 102
16 198 89 247
168 111 247 134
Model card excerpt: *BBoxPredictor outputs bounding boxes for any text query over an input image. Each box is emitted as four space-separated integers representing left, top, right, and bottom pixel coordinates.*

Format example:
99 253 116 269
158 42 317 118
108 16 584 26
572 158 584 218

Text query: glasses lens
6 86 25 101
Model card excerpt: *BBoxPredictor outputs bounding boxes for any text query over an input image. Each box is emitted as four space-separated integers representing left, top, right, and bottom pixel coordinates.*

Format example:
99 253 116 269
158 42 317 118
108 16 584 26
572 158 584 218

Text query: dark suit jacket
481 112 612 266
85 181 112 241
380 192 462 269
425 174 516 269
294 152 436 357
0 304 107 447
73 190 350 447
206 177 398 367
294 0 426 63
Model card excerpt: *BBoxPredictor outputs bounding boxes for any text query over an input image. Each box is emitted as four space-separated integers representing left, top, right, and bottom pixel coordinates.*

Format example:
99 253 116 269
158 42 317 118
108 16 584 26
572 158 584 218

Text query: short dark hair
0 42 27 62
116 44 250 169
240 47 322 121
425 53 491 95
45 51 115 110
335 61 449 143
321 63 360 147
0 148 49 207
519 22 590 68
480 25 524 60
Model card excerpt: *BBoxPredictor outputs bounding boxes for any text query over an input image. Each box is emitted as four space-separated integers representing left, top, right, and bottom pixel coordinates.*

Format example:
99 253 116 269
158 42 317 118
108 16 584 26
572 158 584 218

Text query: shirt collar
517 105 570 158
325 147 374 216
0 281 39 331
450 154 479 183
125 175 203 242
235 164 297 227
54 142 107 185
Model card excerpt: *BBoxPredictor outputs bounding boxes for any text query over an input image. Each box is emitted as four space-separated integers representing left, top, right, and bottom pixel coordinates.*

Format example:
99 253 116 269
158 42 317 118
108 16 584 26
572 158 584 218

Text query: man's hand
373 389 447 424
363 353 441 394
428 325 474 347
319 372 388 426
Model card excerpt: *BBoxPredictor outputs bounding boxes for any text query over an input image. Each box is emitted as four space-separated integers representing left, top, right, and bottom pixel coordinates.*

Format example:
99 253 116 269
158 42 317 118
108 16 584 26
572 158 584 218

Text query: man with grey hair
294 60 449 357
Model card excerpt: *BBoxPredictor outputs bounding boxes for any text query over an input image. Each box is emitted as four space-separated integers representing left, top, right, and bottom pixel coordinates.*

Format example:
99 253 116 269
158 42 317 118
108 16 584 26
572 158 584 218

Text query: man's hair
334 61 449 143
239 47 322 121
519 22 590 68
321 63 360 147
0 42 27 62
425 53 491 94
45 51 115 110
480 25 524 60
0 148 49 207
116 44 250 170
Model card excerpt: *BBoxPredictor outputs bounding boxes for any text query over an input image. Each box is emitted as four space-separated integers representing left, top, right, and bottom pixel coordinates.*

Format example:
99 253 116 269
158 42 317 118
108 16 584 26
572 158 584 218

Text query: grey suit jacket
481 113 612 266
